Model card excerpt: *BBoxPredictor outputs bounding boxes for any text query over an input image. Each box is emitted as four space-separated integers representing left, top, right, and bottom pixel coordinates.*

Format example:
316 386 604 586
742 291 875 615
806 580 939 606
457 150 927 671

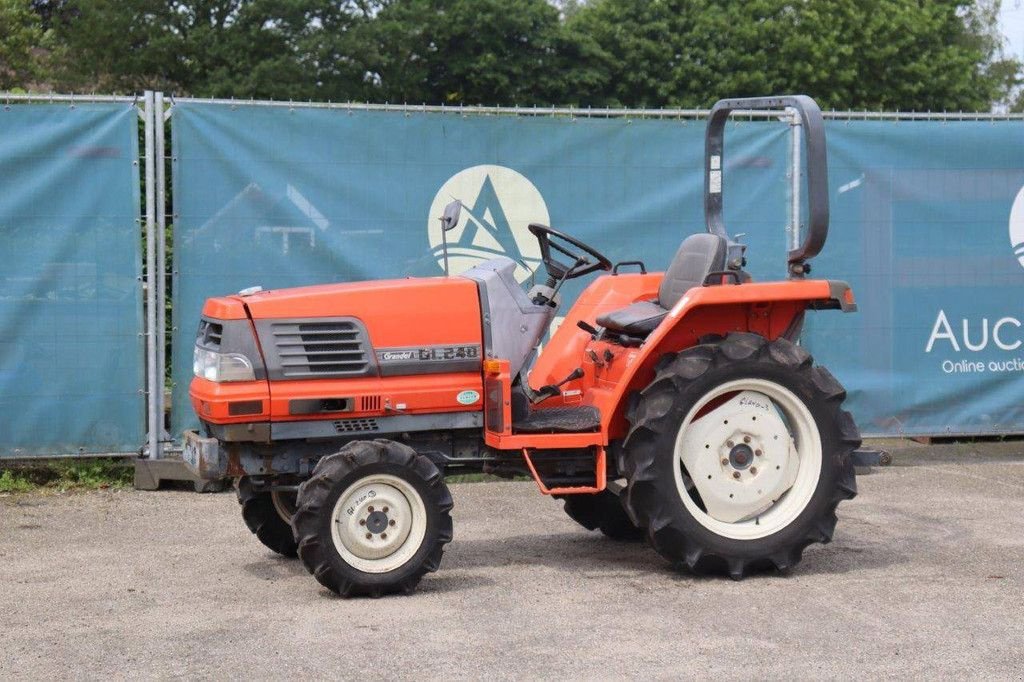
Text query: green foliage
0 0 48 89
568 0 1021 111
0 469 35 493
362 0 605 105
0 458 134 493
46 0 375 99
445 473 529 483
0 0 1020 111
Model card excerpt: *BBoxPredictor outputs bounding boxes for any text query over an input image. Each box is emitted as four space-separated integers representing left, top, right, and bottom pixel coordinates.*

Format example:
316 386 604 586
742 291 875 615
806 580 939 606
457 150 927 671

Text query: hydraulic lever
530 367 584 404
577 320 600 338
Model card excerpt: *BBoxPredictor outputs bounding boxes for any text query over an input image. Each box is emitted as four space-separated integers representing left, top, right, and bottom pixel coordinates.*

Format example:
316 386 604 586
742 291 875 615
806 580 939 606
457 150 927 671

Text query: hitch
850 447 893 467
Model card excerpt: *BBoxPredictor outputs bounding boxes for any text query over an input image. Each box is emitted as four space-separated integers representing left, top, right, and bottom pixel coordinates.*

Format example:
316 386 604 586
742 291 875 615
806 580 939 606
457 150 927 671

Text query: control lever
531 367 584 404
576 320 599 338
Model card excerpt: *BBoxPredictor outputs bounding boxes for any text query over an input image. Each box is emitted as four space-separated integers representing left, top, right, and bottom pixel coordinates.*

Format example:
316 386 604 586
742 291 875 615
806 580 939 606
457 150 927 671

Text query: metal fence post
133 93 220 491
155 91 168 442
143 90 160 460
787 107 802 254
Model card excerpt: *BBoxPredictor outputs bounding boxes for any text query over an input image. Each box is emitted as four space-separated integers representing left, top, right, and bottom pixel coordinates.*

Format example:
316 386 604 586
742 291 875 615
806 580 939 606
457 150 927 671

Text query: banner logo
427 165 546 282
1009 185 1024 268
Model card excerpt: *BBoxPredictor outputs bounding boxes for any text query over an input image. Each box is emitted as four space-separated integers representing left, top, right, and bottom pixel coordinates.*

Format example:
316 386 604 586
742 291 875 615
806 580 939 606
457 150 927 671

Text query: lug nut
732 471 741 479
743 436 751 444
721 458 730 466
750 467 758 475
368 506 375 512
365 532 372 539
389 520 396 527
755 449 762 456
359 519 366 526
726 440 734 448
383 506 389 513
381 533 388 539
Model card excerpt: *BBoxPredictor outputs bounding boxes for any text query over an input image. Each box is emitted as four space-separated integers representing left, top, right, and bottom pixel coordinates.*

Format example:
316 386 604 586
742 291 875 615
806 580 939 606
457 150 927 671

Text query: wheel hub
333 480 414 562
678 390 801 523
728 443 754 470
365 510 390 534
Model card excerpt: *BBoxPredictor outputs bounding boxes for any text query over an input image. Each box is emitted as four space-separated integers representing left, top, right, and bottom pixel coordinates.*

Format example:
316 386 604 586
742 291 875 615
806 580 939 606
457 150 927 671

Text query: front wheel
292 440 453 597
238 477 298 558
619 333 860 579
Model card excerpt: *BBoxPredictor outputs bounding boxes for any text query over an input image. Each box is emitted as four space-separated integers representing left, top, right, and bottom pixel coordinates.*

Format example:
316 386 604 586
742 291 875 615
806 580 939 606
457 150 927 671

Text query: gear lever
531 367 584 404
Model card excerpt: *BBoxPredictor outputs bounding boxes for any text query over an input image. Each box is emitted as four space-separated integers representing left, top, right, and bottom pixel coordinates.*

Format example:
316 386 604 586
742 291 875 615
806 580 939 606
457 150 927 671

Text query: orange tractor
185 96 861 597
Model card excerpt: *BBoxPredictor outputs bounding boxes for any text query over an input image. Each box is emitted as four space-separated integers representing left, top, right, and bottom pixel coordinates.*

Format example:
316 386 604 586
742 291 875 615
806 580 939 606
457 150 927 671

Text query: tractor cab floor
512 405 600 434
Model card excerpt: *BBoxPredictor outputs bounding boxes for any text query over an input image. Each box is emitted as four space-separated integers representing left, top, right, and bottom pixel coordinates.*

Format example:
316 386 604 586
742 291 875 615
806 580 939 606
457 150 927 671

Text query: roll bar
704 95 828 276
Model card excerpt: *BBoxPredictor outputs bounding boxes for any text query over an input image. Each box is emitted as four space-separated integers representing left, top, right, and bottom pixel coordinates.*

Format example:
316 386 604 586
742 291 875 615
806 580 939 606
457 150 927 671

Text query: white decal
381 351 415 361
286 184 329 231
993 317 1022 350
428 165 546 282
962 318 989 352
1009 185 1024 268
709 170 722 194
925 310 959 353
456 390 480 405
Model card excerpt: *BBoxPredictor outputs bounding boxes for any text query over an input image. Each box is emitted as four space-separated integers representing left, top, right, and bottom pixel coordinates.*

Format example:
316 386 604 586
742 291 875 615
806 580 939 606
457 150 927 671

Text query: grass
446 473 531 483
0 458 134 494
0 462 525 494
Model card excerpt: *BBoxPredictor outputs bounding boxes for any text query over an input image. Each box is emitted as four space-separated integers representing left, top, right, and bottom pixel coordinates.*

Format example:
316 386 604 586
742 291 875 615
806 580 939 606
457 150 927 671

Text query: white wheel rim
673 378 821 541
270 490 296 523
330 474 428 574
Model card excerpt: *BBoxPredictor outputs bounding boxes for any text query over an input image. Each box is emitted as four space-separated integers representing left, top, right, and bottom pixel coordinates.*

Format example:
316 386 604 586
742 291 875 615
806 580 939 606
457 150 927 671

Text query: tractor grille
334 418 380 433
196 320 223 349
271 320 370 378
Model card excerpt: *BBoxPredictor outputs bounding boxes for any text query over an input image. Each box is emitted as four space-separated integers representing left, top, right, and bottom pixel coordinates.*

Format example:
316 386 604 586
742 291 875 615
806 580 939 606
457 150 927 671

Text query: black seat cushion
595 300 667 335
596 233 728 338
658 233 728 307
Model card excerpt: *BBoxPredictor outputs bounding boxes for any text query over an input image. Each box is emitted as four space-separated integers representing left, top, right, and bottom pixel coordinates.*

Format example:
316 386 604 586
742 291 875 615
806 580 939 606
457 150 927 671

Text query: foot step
521 446 605 495
512 405 600 434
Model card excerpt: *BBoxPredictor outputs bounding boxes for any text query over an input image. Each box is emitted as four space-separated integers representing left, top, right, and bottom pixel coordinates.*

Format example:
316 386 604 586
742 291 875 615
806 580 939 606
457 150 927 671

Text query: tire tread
619 333 860 579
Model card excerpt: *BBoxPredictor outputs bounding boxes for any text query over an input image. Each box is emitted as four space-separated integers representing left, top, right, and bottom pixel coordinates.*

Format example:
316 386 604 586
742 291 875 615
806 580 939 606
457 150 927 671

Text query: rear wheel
561 490 644 541
292 440 453 597
238 477 298 558
619 333 859 578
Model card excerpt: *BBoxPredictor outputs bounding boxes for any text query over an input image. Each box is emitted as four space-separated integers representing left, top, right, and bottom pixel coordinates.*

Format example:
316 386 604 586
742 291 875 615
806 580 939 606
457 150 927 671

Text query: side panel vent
257 317 376 380
360 395 381 412
334 418 380 434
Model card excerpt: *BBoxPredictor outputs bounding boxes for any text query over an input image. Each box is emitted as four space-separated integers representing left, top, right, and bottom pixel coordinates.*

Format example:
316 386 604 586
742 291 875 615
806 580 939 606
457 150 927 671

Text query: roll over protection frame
704 95 829 277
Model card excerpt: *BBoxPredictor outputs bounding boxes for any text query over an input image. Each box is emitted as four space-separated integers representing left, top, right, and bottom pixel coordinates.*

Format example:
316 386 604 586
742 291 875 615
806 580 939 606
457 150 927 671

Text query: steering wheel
528 223 613 281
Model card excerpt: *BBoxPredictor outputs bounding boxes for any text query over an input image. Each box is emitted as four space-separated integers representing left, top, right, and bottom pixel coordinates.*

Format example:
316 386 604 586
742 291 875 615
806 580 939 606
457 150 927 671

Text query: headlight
193 347 256 382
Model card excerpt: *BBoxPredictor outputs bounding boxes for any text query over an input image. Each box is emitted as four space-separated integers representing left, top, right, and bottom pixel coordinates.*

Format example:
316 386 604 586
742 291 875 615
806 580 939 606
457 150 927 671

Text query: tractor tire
237 477 298 558
618 332 860 579
561 490 645 541
292 439 453 597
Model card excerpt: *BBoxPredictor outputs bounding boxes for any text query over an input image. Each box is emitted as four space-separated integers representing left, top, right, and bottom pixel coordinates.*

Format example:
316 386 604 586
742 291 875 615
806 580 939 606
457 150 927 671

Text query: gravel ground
2 445 1023 680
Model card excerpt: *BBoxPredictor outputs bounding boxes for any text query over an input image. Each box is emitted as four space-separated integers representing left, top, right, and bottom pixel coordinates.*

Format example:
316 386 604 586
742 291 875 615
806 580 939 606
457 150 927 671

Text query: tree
47 0 375 99
360 0 606 105
21 0 1024 111
0 0 47 90
567 0 1023 111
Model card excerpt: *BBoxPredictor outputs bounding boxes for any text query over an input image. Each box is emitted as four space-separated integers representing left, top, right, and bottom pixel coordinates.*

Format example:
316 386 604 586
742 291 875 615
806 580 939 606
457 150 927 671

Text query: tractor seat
596 233 728 336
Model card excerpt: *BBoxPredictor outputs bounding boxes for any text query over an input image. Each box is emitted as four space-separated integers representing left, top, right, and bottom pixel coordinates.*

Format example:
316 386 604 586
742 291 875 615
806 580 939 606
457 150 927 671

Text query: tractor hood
228 276 484 355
